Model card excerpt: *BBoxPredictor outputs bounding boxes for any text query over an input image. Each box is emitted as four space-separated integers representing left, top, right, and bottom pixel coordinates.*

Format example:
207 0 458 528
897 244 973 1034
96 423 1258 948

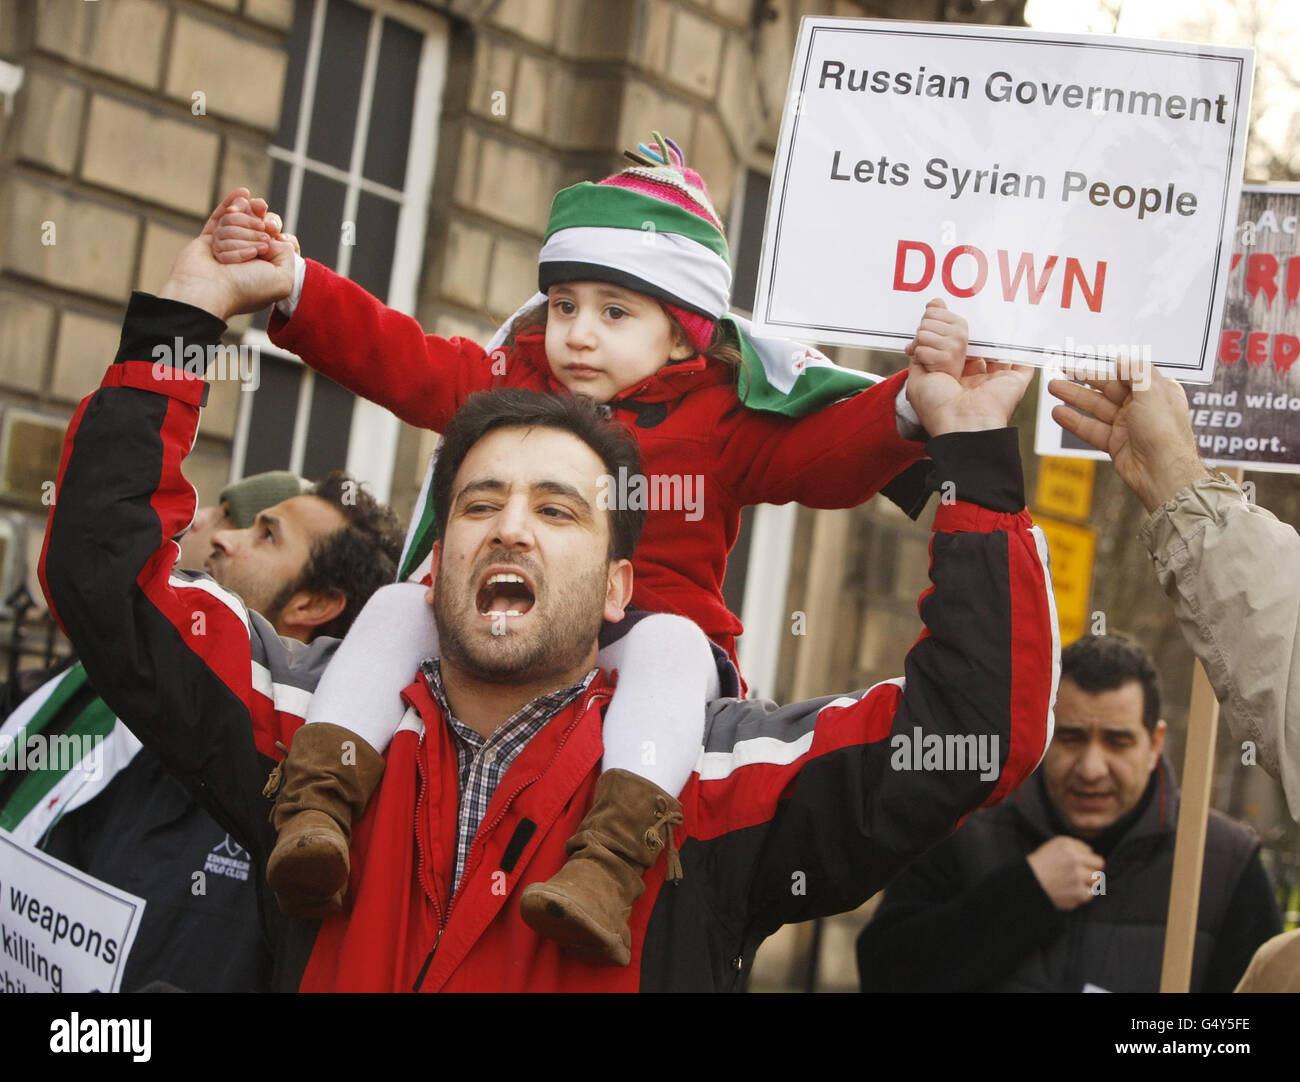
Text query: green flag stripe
0 662 92 812
0 693 118 831
545 183 730 261
399 495 439 583
13 663 90 740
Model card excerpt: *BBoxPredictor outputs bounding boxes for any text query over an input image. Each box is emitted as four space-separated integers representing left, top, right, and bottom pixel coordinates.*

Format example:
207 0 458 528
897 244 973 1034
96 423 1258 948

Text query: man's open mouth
476 571 536 616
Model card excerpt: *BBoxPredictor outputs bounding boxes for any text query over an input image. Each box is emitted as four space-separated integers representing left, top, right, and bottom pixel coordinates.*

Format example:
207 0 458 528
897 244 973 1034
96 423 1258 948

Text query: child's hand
903 296 1031 435
907 353 1033 437
904 298 968 376
213 195 294 264
159 189 298 320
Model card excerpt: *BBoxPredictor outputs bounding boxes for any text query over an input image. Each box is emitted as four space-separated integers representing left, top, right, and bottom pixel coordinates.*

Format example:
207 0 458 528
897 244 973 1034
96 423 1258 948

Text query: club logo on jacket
203 835 251 882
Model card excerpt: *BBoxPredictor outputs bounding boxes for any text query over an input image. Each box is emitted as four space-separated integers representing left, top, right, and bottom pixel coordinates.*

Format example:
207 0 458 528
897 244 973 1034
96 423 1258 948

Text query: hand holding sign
1049 370 1212 511
905 300 1032 435
905 297 968 370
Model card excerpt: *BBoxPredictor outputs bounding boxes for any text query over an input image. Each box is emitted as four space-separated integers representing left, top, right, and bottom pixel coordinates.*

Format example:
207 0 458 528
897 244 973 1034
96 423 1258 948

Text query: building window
232 0 448 500
729 167 772 315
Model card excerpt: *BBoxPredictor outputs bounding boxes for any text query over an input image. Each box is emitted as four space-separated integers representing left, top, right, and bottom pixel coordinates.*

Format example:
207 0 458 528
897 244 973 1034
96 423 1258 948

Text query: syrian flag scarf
0 664 142 847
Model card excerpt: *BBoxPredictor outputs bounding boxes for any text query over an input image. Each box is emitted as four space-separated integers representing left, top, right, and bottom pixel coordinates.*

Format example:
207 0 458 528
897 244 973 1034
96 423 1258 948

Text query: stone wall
0 0 290 601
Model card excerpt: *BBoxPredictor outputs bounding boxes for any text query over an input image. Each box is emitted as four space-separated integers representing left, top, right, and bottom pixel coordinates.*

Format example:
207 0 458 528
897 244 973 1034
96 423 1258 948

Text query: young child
215 135 969 965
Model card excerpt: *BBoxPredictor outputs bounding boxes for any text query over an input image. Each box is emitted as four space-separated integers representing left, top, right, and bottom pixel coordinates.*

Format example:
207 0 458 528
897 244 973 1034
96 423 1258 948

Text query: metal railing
1 582 71 705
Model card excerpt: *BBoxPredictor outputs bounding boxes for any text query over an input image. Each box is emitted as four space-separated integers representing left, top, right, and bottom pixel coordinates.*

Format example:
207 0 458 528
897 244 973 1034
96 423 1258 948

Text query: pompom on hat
538 132 732 353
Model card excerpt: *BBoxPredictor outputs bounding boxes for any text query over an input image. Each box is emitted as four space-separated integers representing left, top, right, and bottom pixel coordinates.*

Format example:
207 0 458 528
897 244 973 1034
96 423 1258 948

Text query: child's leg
268 582 436 918
521 613 719 965
595 613 720 797
305 581 437 751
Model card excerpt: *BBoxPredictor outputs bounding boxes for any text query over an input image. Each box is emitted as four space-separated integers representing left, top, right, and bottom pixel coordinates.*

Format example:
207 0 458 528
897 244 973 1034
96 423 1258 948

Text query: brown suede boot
519 769 683 966
265 722 386 919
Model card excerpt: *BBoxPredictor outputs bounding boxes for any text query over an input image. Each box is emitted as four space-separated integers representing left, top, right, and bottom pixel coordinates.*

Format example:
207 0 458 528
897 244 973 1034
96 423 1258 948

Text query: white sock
596 613 719 796
305 582 437 752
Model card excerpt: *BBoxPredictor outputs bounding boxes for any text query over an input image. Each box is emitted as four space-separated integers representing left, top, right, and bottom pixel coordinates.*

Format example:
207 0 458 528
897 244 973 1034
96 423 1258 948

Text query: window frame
722 162 799 700
230 0 449 502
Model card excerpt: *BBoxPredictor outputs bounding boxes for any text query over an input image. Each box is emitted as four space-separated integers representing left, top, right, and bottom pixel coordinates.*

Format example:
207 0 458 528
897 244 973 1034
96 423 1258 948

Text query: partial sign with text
0 829 144 992
1037 185 1300 472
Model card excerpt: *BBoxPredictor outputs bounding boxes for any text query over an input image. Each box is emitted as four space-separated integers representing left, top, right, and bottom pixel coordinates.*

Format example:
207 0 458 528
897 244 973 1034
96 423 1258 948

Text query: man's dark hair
270 471 406 642
1061 633 1162 732
431 389 645 560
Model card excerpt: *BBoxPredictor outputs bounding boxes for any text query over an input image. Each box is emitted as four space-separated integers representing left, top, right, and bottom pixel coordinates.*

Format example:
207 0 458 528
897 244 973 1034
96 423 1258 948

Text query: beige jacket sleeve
1140 475 1300 820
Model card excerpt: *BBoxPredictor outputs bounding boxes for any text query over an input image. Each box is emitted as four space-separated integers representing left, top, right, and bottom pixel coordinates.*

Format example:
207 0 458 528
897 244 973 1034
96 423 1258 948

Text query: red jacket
41 294 1057 991
269 262 926 651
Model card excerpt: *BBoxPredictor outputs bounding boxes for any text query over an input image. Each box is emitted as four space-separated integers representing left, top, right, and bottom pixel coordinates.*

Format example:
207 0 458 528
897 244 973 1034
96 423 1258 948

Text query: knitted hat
538 133 732 353
220 470 312 528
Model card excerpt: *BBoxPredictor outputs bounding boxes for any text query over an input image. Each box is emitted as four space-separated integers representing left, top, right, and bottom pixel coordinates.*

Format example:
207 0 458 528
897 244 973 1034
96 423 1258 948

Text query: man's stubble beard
433 555 608 686
210 556 285 625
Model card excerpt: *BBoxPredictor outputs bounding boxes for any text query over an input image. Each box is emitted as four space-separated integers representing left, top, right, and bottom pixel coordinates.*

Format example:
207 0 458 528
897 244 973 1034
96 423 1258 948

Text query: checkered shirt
420 659 597 895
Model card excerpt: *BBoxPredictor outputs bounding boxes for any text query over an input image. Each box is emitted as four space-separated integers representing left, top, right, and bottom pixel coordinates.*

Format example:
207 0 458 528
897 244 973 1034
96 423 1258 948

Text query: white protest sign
0 829 144 992
1037 185 1300 473
752 18 1254 382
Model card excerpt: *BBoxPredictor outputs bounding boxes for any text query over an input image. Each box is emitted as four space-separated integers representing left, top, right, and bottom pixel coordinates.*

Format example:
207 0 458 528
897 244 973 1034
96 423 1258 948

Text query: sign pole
1159 466 1244 992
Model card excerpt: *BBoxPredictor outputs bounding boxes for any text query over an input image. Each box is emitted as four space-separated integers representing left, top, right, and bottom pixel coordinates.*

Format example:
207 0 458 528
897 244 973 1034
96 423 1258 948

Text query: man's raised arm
1051 369 1300 819
38 194 311 858
675 355 1057 941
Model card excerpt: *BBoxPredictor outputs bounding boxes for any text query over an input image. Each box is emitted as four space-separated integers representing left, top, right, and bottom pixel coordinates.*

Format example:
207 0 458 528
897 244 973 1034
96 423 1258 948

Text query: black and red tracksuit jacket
40 293 1058 991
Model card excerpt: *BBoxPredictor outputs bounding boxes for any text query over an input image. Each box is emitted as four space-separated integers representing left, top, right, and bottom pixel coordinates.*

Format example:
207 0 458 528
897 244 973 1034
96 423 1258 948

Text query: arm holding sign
1050 372 1300 820
717 301 981 508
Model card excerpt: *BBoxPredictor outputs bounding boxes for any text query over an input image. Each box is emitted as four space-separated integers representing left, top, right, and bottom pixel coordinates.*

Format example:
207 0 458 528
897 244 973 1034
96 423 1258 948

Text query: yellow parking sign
1035 456 1095 522
1035 516 1096 645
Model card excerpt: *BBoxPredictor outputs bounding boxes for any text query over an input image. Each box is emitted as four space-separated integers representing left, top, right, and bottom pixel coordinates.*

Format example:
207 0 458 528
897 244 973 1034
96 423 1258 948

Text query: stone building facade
0 0 1024 674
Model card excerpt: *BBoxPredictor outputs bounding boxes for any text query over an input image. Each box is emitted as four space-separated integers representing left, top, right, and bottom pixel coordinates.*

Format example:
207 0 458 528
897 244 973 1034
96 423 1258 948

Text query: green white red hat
538 133 731 352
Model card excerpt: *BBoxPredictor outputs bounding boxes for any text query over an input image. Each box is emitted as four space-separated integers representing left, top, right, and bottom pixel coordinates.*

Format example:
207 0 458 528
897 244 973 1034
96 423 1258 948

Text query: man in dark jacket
0 472 299 992
2 470 403 992
856 633 1282 993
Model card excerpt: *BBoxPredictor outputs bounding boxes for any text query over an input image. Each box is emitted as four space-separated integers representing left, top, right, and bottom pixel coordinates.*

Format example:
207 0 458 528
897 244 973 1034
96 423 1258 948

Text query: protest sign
0 829 144 992
1036 185 1300 472
752 18 1253 381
